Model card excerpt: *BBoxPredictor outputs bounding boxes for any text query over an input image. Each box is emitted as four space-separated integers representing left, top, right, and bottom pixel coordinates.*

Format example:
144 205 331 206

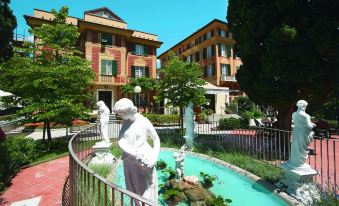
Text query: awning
0 90 12 97
203 82 230 94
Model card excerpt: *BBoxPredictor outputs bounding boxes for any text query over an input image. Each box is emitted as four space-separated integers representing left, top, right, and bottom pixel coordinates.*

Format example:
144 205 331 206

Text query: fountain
183 102 195 149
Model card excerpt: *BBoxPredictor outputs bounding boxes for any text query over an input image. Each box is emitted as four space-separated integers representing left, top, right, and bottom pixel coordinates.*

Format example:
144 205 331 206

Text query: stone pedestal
278 162 320 206
89 141 116 166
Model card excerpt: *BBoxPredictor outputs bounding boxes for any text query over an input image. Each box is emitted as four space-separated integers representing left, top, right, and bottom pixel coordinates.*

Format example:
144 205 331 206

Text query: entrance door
98 91 112 113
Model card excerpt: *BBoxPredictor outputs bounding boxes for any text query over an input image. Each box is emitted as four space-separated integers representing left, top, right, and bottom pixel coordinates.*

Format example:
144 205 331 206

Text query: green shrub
143 114 179 125
162 167 176 179
200 172 218 188
219 117 246 129
156 159 167 170
206 195 232 206
0 136 40 191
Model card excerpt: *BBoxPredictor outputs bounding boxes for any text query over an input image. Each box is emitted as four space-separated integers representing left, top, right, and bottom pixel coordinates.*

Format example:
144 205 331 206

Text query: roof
158 19 228 58
203 82 230 94
84 7 125 22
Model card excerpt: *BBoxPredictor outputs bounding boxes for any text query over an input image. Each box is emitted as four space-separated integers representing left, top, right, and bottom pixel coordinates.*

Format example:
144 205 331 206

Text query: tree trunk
277 105 295 160
42 122 47 142
47 121 52 143
179 106 184 131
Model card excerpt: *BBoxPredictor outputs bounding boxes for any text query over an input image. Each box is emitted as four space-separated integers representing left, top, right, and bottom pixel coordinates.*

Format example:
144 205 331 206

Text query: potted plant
156 159 167 170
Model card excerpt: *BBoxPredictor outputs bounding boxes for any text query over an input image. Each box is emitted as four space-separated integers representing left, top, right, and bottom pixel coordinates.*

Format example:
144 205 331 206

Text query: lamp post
134 86 141 112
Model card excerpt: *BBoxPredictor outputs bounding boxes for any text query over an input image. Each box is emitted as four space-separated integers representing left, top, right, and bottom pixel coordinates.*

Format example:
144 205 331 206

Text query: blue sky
10 0 228 57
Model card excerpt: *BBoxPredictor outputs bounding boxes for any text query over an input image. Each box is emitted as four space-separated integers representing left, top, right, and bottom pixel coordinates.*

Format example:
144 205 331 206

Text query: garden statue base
278 162 320 206
89 141 116 166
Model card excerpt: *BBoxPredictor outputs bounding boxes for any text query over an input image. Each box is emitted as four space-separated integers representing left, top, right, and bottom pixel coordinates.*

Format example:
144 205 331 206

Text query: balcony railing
221 75 236 81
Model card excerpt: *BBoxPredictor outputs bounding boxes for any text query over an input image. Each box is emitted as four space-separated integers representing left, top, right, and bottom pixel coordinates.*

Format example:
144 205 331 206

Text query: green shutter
195 52 200 61
218 28 221 36
112 60 118 76
131 66 135 78
226 45 231 57
132 44 136 55
101 60 106 75
204 67 207 77
203 48 207 59
212 64 215 76
144 45 148 56
211 29 214 37
211 44 215 56
203 33 207 41
226 31 230 38
145 66 150 77
227 64 231 75
218 43 221 56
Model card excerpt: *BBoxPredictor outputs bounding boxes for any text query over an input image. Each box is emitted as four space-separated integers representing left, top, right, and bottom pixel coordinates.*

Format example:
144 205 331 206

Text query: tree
0 7 95 142
156 51 207 128
0 0 17 62
121 77 159 111
227 0 339 130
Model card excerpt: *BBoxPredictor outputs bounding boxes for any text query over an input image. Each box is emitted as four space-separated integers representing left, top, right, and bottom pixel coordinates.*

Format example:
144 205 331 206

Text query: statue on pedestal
97 101 110 143
288 100 316 170
184 102 195 149
173 145 187 180
113 98 160 204
279 100 320 206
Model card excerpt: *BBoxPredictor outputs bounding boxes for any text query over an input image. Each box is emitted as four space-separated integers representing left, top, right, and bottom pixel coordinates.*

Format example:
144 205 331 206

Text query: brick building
25 7 162 112
158 19 242 114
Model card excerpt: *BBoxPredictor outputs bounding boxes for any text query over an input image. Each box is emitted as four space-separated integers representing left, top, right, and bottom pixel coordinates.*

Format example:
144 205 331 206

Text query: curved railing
66 124 158 206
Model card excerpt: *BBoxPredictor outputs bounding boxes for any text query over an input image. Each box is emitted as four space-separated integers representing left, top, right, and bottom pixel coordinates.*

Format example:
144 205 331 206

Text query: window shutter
211 29 214 37
218 28 221 36
144 45 148 56
204 66 207 77
211 44 215 56
112 60 118 76
226 45 231 57
226 31 230 38
211 64 214 76
132 44 136 55
101 60 106 75
131 66 135 78
218 43 221 56
227 64 231 75
195 52 200 61
203 33 207 41
145 66 150 77
203 48 207 59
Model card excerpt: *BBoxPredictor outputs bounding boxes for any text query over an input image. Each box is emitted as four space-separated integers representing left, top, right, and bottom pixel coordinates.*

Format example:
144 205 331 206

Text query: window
187 55 192 63
101 60 118 76
134 93 147 106
186 43 190 50
176 50 180 56
205 64 215 77
101 33 113 46
218 44 226 57
131 66 150 78
206 45 214 58
218 28 226 37
206 31 212 39
221 64 231 76
135 44 144 55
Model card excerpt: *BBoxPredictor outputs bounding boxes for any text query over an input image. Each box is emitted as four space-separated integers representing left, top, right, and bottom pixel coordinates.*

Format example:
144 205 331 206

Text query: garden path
0 156 68 206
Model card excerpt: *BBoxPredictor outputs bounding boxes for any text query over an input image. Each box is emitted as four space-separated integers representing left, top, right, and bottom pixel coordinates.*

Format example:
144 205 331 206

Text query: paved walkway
0 156 69 206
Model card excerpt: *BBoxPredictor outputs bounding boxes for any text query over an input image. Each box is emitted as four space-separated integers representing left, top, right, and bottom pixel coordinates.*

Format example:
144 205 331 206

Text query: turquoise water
114 151 288 206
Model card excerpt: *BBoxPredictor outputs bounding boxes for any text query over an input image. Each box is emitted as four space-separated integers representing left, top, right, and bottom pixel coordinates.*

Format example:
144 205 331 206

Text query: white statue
113 98 160 204
97 101 110 143
287 100 316 170
173 145 187 180
184 102 195 149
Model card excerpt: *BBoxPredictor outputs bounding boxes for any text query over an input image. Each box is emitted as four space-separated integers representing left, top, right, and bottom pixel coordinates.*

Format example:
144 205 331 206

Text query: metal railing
66 124 158 206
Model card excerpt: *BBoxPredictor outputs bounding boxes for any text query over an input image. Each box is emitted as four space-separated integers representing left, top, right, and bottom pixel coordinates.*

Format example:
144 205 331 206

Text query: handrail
67 124 158 206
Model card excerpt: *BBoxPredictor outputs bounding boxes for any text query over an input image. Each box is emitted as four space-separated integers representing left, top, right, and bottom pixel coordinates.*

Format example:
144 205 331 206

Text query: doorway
98 91 112 113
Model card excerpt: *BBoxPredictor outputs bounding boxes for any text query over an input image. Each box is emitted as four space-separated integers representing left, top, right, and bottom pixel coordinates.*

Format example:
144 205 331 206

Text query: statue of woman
288 100 316 169
113 98 160 204
184 102 195 148
97 101 110 143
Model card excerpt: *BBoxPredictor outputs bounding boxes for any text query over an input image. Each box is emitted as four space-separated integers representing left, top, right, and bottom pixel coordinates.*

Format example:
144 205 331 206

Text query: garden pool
114 150 289 206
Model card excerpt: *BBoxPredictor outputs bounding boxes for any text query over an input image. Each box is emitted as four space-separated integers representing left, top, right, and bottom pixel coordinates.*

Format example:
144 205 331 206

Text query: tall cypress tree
0 0 17 62
227 0 339 130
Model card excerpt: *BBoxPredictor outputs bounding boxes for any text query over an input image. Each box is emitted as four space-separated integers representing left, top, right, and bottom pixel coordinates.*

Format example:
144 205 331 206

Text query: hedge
143 114 179 125
219 117 248 130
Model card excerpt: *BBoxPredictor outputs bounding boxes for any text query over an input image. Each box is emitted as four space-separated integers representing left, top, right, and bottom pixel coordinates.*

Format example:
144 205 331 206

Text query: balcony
221 75 236 82
97 75 130 85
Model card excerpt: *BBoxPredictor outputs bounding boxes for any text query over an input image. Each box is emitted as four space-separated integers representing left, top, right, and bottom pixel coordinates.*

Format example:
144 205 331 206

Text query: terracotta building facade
158 19 242 114
25 7 162 112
